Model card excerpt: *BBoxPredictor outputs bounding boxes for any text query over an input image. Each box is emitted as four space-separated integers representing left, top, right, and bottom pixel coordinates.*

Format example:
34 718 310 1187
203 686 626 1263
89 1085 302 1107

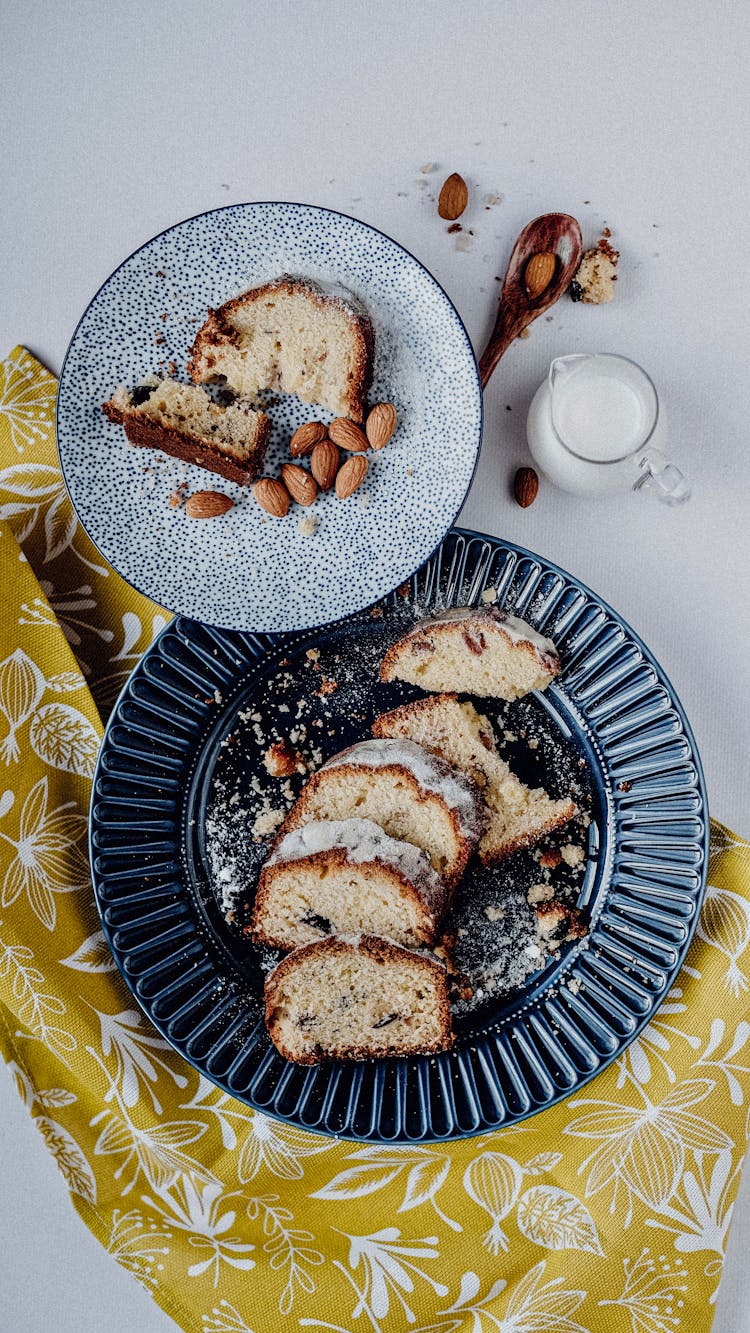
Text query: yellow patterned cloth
1 345 749 1333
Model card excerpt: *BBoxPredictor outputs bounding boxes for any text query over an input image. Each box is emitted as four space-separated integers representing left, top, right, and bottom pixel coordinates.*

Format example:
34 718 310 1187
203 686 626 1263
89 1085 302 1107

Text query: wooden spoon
478 213 583 388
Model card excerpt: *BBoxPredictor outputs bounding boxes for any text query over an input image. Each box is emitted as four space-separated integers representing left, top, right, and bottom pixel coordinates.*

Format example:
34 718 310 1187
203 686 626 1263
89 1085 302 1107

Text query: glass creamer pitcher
526 353 690 503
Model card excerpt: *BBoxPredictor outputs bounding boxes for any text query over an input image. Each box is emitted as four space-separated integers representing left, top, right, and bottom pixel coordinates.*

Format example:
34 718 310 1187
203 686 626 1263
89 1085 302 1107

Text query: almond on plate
280 463 318 506
366 402 397 450
336 455 368 499
310 440 340 491
328 418 369 452
290 421 327 457
253 477 291 517
185 490 234 519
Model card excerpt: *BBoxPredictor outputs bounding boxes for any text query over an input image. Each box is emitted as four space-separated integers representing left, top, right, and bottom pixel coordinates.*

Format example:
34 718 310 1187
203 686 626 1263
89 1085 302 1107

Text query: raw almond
253 477 290 517
336 455 368 499
328 418 369 452
289 420 327 457
524 252 557 299
438 172 468 221
366 402 397 450
185 490 234 519
310 440 340 491
513 466 539 508
280 463 318 506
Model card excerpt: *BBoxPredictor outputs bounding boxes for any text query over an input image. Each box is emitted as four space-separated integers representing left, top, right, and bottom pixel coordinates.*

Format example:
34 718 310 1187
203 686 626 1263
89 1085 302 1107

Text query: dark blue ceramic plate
89 529 708 1141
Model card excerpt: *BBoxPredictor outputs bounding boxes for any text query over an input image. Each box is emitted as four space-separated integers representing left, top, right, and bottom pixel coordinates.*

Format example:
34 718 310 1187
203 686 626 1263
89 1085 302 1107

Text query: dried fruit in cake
102 378 270 486
264 934 452 1063
373 694 576 863
251 817 452 950
380 607 560 700
273 738 484 887
188 276 374 422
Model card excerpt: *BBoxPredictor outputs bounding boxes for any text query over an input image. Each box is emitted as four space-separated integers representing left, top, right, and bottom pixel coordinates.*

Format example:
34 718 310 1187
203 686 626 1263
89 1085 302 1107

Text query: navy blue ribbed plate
90 528 708 1141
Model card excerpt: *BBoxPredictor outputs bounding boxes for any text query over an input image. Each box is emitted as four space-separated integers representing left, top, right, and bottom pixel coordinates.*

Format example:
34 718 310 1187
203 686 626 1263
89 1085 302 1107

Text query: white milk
526 354 663 496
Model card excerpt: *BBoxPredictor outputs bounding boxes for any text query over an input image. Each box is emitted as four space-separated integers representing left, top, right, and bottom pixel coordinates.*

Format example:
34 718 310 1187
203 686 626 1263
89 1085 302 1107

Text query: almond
253 477 290 517
328 418 369 452
185 490 234 519
280 463 318 507
289 420 327 457
336 455 368 499
524 252 557 300
366 402 397 450
310 440 340 491
514 466 539 508
437 172 468 220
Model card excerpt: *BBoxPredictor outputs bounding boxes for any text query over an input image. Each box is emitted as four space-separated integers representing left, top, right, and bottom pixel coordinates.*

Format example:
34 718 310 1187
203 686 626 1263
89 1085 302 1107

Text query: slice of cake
380 607 560 700
373 695 576 863
188 276 374 422
103 379 270 486
274 738 484 886
251 818 450 950
264 934 452 1063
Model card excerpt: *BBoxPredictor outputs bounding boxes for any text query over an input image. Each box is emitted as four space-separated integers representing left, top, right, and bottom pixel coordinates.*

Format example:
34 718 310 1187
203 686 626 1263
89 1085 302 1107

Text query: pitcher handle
633 449 691 506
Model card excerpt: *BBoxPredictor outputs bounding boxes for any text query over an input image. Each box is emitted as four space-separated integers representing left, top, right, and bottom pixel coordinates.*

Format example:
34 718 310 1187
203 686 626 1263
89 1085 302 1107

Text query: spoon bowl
479 212 583 388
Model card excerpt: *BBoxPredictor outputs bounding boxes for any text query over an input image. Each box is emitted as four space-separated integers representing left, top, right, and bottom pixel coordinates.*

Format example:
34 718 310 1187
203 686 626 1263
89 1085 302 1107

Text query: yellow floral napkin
1 344 749 1333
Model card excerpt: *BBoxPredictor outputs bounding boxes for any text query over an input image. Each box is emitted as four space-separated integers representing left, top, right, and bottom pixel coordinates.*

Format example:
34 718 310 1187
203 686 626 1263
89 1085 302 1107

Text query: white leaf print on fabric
36 1115 97 1204
45 670 86 693
142 1179 256 1288
697 883 750 996
412 1260 591 1333
599 1248 688 1333
0 647 46 763
0 357 55 454
695 1018 750 1104
565 1078 733 1219
247 1194 324 1314
28 702 100 776
0 790 13 817
462 1151 525 1254
516 1185 604 1255
202 1300 257 1332
0 776 88 930
93 1006 188 1113
61 930 117 974
0 926 76 1065
236 1108 336 1181
312 1145 461 1232
43 490 78 564
644 1145 741 1265
107 1208 171 1290
36 1086 77 1108
0 461 61 501
333 1227 448 1328
616 987 700 1088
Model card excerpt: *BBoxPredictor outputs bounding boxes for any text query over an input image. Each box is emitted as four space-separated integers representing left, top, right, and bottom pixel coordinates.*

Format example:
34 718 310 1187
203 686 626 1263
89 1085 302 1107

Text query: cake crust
102 393 270 486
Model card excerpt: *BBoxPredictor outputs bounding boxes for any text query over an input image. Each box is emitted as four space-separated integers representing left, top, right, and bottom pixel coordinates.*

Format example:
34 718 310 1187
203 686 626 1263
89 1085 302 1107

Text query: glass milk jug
526 354 690 503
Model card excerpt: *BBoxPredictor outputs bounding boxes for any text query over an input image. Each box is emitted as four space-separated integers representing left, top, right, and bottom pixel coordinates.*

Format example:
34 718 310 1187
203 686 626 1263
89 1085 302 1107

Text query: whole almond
366 402 397 451
336 455 368 500
185 490 234 519
328 418 369 452
310 440 340 491
437 172 468 221
514 466 539 508
524 252 557 299
290 420 327 457
253 477 290 517
280 463 318 507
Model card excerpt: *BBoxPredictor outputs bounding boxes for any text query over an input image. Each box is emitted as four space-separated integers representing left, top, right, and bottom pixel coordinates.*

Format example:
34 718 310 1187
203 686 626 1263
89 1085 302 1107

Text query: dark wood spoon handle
479 213 583 389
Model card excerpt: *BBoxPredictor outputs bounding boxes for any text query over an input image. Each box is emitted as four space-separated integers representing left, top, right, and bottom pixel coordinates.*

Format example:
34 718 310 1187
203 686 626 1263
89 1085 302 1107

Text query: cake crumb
539 848 562 869
484 904 506 922
570 232 619 303
264 740 306 778
561 843 585 868
298 516 317 537
481 587 498 604
527 882 554 904
252 807 286 840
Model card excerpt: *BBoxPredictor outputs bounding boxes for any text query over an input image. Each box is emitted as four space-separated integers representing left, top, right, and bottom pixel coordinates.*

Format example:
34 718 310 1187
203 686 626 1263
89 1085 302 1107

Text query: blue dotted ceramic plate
57 202 482 632
90 529 708 1141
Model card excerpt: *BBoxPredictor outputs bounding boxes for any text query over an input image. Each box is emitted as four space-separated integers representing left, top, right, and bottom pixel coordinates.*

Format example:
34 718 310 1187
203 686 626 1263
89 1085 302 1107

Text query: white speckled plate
57 202 482 632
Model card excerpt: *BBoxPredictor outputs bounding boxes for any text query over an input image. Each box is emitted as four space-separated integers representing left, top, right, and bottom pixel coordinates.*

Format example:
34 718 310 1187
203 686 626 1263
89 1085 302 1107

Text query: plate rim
56 199 484 633
89 525 710 1141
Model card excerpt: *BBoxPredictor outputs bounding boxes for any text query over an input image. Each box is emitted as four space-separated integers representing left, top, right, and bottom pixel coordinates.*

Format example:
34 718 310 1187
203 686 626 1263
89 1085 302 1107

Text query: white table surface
2 1 749 1328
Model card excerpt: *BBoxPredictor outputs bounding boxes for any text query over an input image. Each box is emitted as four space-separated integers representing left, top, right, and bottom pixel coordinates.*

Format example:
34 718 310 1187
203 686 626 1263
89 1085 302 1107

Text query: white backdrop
1 2 749 1328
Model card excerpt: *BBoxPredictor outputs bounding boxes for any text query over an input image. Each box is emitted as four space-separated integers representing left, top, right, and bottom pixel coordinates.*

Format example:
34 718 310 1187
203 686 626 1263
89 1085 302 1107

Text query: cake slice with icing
373 694 576 863
380 607 560 700
273 738 484 887
250 817 451 949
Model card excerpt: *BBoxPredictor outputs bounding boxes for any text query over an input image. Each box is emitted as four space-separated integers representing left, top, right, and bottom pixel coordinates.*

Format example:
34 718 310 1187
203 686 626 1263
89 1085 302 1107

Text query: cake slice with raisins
373 694 576 863
380 607 560 700
264 934 452 1063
